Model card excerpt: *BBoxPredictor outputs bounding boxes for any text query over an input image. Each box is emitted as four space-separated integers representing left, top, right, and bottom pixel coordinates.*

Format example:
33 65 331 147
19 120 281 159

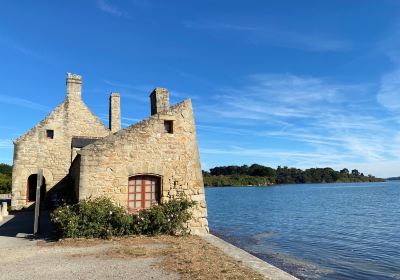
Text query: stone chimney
109 92 121 133
66 73 82 100
150 88 169 115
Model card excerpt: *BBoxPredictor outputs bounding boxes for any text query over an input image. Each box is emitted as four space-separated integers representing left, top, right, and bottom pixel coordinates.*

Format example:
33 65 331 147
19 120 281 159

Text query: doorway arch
27 174 46 202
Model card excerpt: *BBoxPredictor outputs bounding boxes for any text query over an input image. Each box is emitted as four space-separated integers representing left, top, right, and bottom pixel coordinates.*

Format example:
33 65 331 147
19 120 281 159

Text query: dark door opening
27 174 46 202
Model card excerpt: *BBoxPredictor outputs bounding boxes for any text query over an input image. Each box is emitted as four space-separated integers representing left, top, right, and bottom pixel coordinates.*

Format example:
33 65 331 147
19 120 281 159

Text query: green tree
0 163 12 176
340 168 349 175
0 173 11 193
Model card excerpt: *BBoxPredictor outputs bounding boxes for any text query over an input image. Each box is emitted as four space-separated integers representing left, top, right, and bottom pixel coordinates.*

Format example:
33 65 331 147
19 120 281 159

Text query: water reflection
206 182 400 280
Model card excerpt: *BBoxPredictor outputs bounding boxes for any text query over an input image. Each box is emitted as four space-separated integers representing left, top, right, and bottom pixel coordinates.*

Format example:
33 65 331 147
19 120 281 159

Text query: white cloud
0 139 13 149
184 20 257 32
197 73 400 177
0 33 51 63
97 0 129 18
377 69 400 112
0 94 50 112
103 79 199 102
184 20 350 52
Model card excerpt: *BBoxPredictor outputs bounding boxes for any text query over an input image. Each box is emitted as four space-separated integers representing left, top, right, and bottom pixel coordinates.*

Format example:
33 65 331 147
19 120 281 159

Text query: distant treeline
386 177 400 181
203 164 384 187
0 163 12 194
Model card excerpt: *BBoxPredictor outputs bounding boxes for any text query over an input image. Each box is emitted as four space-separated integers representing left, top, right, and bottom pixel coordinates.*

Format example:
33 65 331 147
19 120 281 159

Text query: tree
0 173 11 193
202 164 382 186
340 168 349 175
0 163 12 176
249 164 276 177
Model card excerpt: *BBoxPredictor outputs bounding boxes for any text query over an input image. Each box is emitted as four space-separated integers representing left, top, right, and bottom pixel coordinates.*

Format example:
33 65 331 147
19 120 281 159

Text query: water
205 181 400 280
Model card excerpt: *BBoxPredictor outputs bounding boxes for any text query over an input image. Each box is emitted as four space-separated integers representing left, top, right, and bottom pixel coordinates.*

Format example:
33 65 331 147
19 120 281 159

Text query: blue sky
1 0 400 177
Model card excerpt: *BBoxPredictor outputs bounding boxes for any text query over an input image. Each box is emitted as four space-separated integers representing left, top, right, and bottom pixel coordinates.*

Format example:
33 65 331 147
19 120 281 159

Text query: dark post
33 169 43 238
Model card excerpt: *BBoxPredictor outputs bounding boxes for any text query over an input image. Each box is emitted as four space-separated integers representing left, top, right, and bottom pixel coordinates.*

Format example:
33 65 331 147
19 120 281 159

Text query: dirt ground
0 235 265 280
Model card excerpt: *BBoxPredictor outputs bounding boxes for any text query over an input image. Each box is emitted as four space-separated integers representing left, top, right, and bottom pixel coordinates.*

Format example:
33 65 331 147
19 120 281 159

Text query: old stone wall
76 99 208 234
12 88 110 209
109 93 121 133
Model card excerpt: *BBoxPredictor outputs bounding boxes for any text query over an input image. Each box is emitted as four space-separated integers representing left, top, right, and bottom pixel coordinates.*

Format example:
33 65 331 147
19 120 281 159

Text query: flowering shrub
136 199 195 235
51 197 195 239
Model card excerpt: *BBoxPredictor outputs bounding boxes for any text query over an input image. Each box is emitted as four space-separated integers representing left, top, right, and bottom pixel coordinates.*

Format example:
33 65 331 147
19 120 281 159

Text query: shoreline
202 233 299 280
204 180 387 188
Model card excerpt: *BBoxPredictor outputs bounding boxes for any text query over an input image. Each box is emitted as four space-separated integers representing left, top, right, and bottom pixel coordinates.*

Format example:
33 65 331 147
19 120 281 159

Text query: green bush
136 199 195 235
0 173 11 194
51 197 196 239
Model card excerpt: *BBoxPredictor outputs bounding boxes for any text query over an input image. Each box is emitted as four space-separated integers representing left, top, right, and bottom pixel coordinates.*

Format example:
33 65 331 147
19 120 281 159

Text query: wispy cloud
184 20 350 52
0 139 13 149
377 69 400 112
97 0 129 18
121 116 141 126
103 79 197 101
204 73 369 120
200 145 400 178
99 111 142 128
170 90 200 100
201 146 354 165
253 29 350 52
197 73 400 177
376 22 400 117
122 116 141 122
0 34 33 56
103 80 150 102
0 94 50 112
0 33 50 62
184 20 256 32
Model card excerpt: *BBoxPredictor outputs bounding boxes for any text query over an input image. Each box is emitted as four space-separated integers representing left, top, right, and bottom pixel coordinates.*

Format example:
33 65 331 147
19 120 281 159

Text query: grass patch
54 235 266 280
106 247 148 258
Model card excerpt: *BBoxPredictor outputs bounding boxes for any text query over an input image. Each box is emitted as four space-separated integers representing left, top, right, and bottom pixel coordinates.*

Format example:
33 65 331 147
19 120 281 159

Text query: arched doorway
27 174 46 202
128 175 161 211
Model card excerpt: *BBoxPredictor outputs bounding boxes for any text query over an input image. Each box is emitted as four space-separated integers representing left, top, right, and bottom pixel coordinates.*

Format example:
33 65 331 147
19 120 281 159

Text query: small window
128 175 161 211
164 120 173 134
46 130 54 139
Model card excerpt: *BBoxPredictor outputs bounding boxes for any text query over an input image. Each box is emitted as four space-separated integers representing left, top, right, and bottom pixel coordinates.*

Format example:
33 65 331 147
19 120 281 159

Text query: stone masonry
109 93 121 133
12 73 209 234
12 74 110 209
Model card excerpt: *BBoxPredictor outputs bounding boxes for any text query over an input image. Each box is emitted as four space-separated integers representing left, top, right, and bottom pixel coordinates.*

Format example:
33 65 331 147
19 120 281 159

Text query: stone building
12 73 208 234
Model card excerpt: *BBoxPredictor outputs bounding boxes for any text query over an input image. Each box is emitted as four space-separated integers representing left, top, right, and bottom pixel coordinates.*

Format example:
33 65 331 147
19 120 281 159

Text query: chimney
150 88 170 115
109 92 121 133
66 73 82 100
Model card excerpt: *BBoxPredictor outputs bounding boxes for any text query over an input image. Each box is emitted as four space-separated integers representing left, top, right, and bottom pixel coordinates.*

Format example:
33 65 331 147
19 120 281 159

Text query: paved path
0 210 56 247
0 212 178 280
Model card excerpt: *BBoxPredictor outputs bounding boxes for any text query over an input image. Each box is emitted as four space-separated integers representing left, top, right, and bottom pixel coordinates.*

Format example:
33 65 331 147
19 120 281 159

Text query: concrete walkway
202 234 299 280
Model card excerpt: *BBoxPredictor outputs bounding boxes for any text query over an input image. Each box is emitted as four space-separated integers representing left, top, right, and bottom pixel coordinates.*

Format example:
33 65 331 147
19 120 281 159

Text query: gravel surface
0 212 179 280
0 243 179 280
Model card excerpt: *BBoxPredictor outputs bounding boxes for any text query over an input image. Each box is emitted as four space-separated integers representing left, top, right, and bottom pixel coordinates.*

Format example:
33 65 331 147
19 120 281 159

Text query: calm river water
205 182 400 280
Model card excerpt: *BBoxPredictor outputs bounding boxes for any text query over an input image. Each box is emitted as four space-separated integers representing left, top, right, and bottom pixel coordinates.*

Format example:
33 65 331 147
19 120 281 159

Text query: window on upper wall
164 120 173 134
46 130 54 139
